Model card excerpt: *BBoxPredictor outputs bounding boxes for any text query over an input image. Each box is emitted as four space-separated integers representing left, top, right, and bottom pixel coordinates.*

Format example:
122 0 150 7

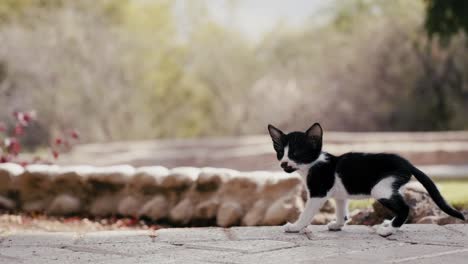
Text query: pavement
1 225 467 263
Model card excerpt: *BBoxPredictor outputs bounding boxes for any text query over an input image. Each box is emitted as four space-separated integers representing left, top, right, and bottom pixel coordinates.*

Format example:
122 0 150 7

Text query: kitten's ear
268 124 284 149
306 123 323 139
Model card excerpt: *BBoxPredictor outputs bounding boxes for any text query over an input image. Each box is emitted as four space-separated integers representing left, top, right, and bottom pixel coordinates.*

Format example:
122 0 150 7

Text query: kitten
267 123 465 237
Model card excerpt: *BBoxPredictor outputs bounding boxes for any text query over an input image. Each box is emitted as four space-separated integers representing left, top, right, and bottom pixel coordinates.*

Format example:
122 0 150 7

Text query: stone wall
2 163 465 227
0 163 306 227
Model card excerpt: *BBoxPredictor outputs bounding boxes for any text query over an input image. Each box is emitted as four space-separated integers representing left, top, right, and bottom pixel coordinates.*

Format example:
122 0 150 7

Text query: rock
311 213 335 225
0 196 15 210
89 194 120 216
437 216 466 225
320 200 335 213
86 165 135 194
17 165 60 212
262 195 303 225
2 164 372 227
217 201 243 227
120 166 169 217
349 208 383 226
22 200 48 212
54 166 93 190
47 194 81 215
372 201 393 219
131 166 169 195
170 198 194 224
260 173 302 201
118 195 140 217
138 195 169 220
0 163 23 196
219 174 259 202
163 167 200 190
194 199 219 220
242 200 268 226
417 215 440 224
196 168 237 192
402 182 442 223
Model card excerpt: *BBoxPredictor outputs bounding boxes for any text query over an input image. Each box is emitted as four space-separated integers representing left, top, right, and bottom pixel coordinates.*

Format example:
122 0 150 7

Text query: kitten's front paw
327 221 344 231
283 222 303 233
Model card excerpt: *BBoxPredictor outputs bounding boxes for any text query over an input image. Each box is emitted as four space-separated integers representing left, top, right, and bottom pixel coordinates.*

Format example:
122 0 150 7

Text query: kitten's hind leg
371 176 409 237
375 195 409 237
327 199 349 231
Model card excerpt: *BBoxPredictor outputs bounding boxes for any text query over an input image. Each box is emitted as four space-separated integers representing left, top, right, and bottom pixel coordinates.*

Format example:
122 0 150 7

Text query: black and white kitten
268 123 465 237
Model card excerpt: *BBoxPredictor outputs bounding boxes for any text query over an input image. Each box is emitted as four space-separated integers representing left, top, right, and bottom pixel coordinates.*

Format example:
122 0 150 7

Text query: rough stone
47 194 81 215
320 200 336 213
1 225 468 263
0 196 15 210
89 194 121 217
163 167 200 189
169 198 194 224
0 163 23 196
194 199 219 220
216 201 243 227
263 195 303 225
4 164 466 228
242 199 268 226
138 195 169 220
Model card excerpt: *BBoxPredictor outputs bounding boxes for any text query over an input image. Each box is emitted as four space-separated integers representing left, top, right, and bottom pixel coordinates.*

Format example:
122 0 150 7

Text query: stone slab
0 225 467 264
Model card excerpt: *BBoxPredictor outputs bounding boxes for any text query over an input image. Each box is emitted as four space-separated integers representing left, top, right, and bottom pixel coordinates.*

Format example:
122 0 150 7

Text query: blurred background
0 0 467 169
1 0 468 231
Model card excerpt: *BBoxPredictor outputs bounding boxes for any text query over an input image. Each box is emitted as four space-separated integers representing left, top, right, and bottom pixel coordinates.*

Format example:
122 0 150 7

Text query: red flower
9 138 21 156
70 130 79 139
0 155 9 163
14 124 24 136
55 138 63 145
0 122 6 132
52 150 59 159
23 112 31 122
13 110 35 126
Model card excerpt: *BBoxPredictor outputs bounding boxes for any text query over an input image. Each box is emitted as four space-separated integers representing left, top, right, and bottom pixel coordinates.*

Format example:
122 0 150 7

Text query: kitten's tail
410 165 465 220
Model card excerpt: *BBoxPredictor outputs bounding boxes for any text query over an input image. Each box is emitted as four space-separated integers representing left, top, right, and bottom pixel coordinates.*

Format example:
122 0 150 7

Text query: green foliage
0 0 128 24
0 0 59 22
424 0 468 39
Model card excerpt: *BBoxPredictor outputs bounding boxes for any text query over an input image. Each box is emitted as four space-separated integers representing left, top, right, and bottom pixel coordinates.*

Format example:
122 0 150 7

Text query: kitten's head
267 123 323 173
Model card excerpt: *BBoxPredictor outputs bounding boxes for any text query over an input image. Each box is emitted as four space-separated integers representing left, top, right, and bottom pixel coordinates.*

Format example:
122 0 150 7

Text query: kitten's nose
281 162 289 168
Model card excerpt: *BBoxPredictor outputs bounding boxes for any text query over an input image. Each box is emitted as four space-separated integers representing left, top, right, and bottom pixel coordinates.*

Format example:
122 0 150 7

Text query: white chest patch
296 152 328 184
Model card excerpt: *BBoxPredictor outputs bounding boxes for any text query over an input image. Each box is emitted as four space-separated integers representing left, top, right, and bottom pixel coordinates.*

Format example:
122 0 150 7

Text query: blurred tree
0 0 128 24
0 0 61 23
1 0 467 147
424 0 468 39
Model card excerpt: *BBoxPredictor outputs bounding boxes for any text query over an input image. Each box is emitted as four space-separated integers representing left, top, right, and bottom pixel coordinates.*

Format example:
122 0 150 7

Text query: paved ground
1 225 467 263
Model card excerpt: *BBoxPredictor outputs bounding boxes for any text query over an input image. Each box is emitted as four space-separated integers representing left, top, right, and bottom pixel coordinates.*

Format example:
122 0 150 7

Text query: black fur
335 153 412 196
268 123 465 227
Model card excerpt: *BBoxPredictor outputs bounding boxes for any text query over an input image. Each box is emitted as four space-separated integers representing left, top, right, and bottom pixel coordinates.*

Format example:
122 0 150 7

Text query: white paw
372 219 392 229
327 221 344 231
283 222 304 233
375 222 396 237
382 219 392 227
